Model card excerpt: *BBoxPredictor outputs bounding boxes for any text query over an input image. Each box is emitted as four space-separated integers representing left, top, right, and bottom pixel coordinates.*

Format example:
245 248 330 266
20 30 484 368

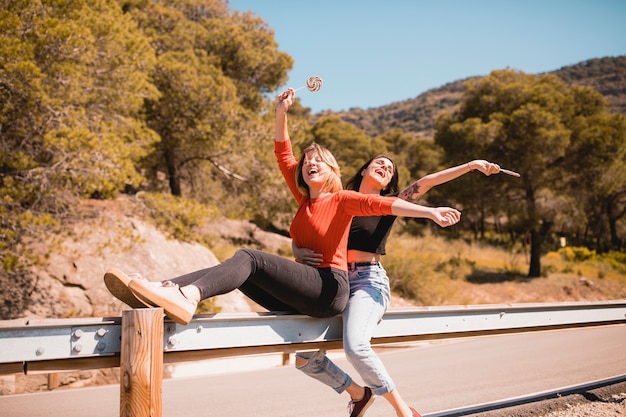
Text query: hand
292 242 323 267
276 88 295 114
431 207 461 228
471 160 500 176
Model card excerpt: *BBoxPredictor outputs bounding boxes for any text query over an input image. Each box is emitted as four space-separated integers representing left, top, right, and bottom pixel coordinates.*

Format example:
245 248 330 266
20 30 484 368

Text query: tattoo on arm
398 183 422 203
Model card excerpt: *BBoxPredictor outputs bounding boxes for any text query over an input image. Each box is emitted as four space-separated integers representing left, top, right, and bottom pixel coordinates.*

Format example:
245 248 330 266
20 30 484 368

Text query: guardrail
1 300 625 416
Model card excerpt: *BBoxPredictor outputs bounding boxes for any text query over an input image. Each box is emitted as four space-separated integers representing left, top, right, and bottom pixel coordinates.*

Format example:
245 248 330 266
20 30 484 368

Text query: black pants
169 249 349 318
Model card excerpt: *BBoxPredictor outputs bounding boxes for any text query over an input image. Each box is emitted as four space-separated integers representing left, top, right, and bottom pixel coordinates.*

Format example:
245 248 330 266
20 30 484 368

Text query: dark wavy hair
344 154 399 196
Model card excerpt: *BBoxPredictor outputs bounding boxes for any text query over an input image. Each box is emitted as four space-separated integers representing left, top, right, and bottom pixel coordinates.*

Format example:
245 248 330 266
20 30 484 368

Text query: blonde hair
296 143 342 197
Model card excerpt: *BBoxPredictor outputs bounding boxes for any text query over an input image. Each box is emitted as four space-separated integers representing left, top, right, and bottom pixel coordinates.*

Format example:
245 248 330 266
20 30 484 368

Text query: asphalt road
1 324 625 417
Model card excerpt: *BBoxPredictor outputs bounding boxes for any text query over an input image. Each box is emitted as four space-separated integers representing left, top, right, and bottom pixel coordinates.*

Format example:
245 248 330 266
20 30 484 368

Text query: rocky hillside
320 55 626 138
9 197 292 323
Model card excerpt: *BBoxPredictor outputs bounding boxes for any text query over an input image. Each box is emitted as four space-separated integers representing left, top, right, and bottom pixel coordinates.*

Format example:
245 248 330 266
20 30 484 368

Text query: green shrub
136 192 218 242
599 251 626 274
564 246 597 262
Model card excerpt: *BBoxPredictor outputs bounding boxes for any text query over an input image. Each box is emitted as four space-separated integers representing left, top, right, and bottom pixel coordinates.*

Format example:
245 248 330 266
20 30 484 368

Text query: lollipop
295 76 323 93
500 168 521 177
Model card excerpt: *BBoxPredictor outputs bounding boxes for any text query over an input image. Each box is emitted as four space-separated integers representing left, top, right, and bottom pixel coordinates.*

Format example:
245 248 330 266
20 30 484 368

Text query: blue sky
228 0 626 114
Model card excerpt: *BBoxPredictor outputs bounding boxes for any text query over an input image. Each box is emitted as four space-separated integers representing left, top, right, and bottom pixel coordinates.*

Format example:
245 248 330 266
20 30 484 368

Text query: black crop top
347 215 398 255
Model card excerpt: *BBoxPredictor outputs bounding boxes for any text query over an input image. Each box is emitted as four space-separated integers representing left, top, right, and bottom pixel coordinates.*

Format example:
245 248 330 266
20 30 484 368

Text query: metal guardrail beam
0 317 122 363
0 300 625 374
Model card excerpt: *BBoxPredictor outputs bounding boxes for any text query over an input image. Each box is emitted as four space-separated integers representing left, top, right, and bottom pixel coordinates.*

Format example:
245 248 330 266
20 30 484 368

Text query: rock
23 198 267 320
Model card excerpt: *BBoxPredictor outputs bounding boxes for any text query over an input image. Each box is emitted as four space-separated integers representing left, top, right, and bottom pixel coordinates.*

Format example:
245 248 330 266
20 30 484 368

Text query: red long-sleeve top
275 139 397 271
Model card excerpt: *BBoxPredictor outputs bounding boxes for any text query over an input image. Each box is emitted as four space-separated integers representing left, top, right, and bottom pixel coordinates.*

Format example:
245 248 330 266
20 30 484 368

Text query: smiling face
344 154 399 196
302 150 330 188
296 143 343 197
362 156 395 190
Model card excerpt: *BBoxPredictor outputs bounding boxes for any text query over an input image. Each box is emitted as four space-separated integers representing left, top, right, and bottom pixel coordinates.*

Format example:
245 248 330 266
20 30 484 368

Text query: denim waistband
347 261 380 270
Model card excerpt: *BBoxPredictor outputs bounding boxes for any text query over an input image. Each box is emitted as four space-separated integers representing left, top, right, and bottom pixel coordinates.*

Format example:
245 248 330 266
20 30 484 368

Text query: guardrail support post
47 373 59 390
120 308 164 417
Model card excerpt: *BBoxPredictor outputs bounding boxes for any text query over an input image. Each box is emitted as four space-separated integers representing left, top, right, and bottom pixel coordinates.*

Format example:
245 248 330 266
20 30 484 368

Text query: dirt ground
475 381 626 417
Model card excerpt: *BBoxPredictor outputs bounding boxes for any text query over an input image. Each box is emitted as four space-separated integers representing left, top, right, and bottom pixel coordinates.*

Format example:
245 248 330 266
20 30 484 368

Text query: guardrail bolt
166 325 176 334
73 344 83 353
96 328 108 337
96 342 106 351
167 337 178 347
35 347 45 356
196 325 203 333
72 329 84 339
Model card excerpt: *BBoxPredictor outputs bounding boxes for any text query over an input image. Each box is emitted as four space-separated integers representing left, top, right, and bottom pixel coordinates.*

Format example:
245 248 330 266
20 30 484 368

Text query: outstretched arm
390 199 461 228
398 160 500 203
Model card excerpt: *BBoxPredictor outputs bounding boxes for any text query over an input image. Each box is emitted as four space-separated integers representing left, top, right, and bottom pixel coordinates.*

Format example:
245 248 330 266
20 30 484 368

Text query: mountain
318 55 626 139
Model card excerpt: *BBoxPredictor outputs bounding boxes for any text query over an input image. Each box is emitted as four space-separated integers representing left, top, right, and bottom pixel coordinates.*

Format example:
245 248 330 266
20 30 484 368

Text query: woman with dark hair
104 89 462 330
293 154 500 417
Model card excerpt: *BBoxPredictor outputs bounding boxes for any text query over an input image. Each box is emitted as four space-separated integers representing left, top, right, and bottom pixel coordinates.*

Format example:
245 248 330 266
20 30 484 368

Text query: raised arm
398 160 500 203
275 88 295 143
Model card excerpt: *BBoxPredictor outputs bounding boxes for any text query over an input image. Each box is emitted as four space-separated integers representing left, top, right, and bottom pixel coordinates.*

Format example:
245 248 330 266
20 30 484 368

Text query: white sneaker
104 268 161 308
129 279 197 325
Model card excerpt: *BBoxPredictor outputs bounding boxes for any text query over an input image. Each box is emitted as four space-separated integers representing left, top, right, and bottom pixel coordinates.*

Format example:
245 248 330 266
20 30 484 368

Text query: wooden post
47 372 59 390
120 308 164 417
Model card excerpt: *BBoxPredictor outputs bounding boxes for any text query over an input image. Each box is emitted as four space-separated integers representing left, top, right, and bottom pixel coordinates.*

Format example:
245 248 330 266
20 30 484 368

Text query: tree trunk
164 147 181 196
525 183 552 278
528 229 543 277
606 196 625 250
608 216 621 250
528 220 553 278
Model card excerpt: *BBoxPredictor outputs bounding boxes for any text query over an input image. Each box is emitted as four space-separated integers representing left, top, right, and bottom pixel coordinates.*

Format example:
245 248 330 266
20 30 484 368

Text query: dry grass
384 229 626 307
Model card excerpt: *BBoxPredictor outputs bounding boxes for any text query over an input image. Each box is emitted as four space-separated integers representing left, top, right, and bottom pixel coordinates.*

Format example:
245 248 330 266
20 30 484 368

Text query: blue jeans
296 263 395 396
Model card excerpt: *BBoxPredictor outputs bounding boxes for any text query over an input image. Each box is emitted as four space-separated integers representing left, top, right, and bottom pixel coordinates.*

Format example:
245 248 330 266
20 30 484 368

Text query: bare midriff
347 249 381 264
